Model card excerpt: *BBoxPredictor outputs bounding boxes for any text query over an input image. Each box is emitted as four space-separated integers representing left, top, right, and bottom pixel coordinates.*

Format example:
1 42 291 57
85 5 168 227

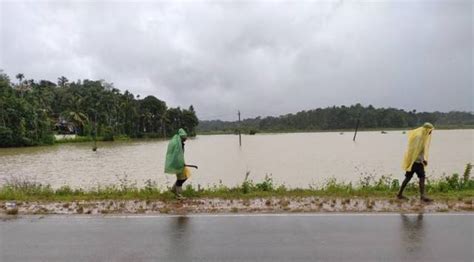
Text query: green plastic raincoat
402 123 434 172
164 128 187 174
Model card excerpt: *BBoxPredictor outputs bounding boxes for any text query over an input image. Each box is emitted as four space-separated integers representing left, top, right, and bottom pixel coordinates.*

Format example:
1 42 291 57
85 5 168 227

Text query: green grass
1 164 473 202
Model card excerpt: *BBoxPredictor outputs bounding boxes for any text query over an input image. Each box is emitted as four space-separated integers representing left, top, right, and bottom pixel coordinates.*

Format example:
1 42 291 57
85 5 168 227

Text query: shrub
255 175 274 191
463 163 472 185
445 173 461 190
391 179 400 190
241 180 254 194
183 184 198 197
40 134 55 145
102 126 115 141
56 186 73 196
0 126 13 147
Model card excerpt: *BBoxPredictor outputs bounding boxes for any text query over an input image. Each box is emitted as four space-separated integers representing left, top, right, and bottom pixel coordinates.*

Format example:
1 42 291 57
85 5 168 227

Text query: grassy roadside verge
1 164 473 203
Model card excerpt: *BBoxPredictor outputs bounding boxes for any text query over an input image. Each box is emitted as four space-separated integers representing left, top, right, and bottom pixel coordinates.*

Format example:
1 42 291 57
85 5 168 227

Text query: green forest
0 71 198 147
1 70 472 147
198 104 474 134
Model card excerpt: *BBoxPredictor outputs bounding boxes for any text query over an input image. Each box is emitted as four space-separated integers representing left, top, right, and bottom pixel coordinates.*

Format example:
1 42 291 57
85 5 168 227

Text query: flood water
0 130 472 189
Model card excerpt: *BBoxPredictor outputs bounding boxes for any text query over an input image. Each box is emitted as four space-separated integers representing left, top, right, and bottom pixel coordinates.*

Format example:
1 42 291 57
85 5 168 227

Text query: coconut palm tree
15 73 24 85
57 76 69 88
60 110 88 134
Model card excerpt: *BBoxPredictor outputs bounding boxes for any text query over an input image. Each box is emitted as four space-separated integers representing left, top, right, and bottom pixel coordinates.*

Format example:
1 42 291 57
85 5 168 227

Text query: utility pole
238 110 242 147
92 112 98 151
353 118 360 142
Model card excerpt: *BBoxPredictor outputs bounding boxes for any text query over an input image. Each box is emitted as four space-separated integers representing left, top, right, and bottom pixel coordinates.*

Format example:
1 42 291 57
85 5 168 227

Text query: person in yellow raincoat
397 123 434 202
164 128 197 199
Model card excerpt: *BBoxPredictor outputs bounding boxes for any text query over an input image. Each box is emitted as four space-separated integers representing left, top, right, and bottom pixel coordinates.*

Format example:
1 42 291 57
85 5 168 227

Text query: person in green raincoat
164 128 197 199
397 123 434 202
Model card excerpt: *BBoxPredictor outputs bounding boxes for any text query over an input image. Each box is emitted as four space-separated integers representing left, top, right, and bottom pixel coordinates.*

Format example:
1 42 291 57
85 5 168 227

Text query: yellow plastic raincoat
402 123 434 172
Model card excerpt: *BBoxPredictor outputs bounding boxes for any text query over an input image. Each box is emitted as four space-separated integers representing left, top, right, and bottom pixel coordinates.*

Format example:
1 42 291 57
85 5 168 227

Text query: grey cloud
1 0 472 120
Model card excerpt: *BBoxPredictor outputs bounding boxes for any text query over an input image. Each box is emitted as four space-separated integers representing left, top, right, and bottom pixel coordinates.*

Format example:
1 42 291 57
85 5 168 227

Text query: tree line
198 104 474 133
0 71 198 147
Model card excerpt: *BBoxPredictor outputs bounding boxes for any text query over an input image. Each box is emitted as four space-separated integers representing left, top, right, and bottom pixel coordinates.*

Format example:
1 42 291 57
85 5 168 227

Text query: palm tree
15 73 24 85
61 110 88 134
57 76 69 88
68 111 89 129
15 73 28 97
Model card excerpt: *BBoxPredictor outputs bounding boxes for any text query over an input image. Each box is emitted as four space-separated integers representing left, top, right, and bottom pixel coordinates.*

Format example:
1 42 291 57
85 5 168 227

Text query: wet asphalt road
0 213 472 262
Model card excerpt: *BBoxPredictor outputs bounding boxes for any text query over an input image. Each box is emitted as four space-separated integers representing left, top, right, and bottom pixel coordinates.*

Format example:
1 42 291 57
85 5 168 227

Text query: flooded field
0 130 472 189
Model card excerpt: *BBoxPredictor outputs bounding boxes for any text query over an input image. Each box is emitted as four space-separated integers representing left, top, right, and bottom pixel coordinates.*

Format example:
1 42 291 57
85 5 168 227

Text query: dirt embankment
1 197 473 216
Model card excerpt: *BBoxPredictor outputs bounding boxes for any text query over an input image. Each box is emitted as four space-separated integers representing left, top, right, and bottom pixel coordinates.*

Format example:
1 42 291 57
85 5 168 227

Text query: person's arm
420 153 427 166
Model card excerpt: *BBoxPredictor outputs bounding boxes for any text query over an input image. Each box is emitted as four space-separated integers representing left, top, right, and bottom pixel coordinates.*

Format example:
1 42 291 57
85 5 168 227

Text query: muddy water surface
0 130 472 189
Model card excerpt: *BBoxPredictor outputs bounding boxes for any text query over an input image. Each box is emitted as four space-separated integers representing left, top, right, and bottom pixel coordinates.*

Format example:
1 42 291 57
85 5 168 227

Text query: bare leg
419 177 432 202
397 175 412 200
172 179 187 200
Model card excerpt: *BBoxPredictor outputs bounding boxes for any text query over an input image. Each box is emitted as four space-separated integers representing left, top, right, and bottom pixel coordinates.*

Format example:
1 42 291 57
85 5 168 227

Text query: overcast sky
1 0 472 120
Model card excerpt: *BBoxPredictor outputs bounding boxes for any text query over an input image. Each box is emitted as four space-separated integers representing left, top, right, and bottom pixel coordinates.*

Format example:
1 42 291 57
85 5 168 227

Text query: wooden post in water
353 118 360 141
238 110 242 147
92 112 98 151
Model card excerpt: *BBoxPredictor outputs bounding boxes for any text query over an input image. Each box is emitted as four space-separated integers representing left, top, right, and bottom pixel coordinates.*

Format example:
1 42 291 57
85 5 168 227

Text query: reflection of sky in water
0 130 472 189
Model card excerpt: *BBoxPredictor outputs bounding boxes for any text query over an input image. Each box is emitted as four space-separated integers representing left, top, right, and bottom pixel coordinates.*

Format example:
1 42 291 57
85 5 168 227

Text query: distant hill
197 104 474 133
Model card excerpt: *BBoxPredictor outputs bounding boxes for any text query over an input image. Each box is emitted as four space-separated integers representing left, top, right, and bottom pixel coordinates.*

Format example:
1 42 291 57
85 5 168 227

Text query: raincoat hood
178 128 187 139
164 129 187 174
423 122 434 130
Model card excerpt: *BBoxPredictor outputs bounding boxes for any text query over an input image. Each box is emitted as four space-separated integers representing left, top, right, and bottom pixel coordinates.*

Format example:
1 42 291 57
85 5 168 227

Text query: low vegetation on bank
1 164 472 203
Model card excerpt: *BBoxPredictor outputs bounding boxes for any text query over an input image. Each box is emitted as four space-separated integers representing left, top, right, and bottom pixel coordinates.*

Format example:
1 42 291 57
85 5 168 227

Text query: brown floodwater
0 130 472 189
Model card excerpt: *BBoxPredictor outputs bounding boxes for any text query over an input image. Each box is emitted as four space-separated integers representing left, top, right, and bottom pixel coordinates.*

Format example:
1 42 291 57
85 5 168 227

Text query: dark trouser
398 162 427 198
404 162 426 180
176 179 187 187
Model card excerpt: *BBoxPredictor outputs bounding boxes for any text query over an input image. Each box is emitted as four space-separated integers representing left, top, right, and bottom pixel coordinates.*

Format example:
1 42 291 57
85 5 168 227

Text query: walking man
165 128 195 199
397 123 434 202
